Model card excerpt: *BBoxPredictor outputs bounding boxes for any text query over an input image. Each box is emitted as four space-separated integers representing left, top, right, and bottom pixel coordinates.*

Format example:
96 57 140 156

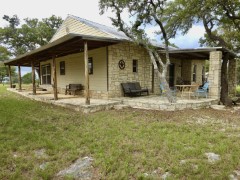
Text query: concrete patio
8 88 218 113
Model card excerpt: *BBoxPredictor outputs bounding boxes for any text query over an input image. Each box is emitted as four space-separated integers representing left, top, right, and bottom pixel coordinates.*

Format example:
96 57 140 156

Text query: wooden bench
121 82 149 97
65 84 83 96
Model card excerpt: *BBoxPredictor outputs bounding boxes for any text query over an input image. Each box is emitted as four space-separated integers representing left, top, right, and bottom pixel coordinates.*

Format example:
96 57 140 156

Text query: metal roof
158 47 236 60
4 33 121 66
69 15 129 40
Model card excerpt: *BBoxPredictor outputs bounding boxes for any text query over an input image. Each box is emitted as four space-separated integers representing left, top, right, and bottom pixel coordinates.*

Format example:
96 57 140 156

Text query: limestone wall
108 42 152 97
181 60 192 84
208 51 222 99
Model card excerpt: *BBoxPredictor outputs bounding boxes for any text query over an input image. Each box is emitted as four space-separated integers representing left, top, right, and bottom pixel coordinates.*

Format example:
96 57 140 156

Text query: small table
175 84 199 99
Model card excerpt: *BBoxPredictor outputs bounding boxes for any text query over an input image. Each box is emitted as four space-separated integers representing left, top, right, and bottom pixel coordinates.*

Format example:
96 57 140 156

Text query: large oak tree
0 15 63 56
99 0 176 103
164 0 240 105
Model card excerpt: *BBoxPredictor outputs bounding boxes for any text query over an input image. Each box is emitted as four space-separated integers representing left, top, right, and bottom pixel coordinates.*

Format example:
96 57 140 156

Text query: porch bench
65 84 83 96
121 82 149 97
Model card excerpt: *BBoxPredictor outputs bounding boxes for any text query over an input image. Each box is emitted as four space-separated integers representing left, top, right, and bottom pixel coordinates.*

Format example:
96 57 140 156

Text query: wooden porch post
18 65 22 91
31 61 36 95
52 56 58 100
8 65 13 88
84 41 90 105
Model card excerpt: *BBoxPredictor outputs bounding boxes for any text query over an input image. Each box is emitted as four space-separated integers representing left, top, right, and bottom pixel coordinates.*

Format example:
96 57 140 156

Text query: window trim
88 57 93 75
41 64 51 85
60 61 65 75
202 66 205 84
133 59 138 73
192 64 197 82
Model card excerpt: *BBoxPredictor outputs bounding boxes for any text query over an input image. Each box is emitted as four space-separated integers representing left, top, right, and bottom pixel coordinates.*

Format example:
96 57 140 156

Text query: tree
99 0 176 103
21 72 32 84
0 46 16 84
0 15 63 56
164 0 240 105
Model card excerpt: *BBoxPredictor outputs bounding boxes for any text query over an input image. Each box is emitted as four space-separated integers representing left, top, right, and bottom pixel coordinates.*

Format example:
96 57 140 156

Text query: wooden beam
8 65 13 88
52 56 58 100
31 61 36 95
84 41 90 105
18 65 22 91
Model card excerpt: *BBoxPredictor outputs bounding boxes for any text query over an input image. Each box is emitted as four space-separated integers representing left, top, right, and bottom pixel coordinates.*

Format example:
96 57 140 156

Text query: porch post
208 51 222 99
52 56 58 100
31 61 36 95
228 58 237 95
8 65 13 88
84 41 90 105
18 65 22 91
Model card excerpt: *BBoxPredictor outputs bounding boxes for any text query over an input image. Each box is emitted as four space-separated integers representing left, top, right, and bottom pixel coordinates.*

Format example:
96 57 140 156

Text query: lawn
0 85 240 179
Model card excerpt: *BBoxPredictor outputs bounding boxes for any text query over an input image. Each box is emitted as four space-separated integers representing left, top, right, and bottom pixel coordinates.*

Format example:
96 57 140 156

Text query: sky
0 0 205 75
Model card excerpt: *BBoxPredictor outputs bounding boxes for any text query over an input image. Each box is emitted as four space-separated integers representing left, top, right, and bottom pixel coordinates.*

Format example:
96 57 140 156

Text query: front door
169 63 175 87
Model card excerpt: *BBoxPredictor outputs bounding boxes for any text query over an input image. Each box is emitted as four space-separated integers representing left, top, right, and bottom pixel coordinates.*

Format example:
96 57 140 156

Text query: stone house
5 15 237 101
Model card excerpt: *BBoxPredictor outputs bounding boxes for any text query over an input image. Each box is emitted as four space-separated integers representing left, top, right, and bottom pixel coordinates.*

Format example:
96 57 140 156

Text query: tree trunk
148 49 176 103
220 53 232 106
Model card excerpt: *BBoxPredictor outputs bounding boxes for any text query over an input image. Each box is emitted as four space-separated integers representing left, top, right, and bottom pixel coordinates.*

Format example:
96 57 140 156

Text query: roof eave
4 33 124 66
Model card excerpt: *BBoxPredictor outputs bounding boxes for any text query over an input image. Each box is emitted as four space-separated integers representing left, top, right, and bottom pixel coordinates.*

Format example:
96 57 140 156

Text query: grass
0 85 240 179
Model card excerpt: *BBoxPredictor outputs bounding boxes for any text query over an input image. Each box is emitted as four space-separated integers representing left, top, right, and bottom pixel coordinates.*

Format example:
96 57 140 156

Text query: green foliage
0 47 17 83
237 59 240 84
165 0 240 52
99 0 177 103
0 15 63 56
1 87 240 179
236 85 240 95
22 72 32 84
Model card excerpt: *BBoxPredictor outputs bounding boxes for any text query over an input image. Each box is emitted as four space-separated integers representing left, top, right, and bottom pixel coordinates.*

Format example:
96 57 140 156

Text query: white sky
0 0 205 75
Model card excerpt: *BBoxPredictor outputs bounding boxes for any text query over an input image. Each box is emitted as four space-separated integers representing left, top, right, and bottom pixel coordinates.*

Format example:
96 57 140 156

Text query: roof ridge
68 14 116 30
67 14 128 40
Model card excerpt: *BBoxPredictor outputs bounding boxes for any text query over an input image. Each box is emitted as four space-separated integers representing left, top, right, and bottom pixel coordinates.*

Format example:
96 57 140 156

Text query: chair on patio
160 83 176 97
194 82 209 98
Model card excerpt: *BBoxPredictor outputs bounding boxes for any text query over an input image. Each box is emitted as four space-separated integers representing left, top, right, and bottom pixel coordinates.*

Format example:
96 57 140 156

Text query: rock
229 170 240 180
210 105 226 110
205 152 221 163
114 104 130 110
162 172 171 180
34 149 48 159
229 174 238 180
233 170 240 176
56 156 94 179
39 162 49 170
180 160 186 165
143 173 149 177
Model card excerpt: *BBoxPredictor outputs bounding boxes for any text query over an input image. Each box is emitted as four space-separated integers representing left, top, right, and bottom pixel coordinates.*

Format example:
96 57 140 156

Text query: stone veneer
228 58 237 95
107 42 152 97
208 51 222 99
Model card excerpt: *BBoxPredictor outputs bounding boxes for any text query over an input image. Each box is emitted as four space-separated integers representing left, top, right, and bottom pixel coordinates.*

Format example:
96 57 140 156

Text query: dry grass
0 85 240 179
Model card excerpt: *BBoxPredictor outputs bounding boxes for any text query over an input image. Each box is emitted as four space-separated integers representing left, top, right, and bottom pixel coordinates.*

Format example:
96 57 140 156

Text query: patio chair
194 82 209 98
160 83 176 97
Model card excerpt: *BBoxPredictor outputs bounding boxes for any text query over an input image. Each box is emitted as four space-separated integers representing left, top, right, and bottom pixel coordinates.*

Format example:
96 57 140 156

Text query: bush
236 85 240 96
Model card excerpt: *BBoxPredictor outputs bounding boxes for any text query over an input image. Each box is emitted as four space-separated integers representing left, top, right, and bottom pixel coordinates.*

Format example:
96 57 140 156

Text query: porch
8 88 218 113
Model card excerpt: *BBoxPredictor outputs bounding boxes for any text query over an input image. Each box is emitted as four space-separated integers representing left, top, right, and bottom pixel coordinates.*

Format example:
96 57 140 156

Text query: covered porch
8 87 218 113
4 33 237 105
4 33 120 105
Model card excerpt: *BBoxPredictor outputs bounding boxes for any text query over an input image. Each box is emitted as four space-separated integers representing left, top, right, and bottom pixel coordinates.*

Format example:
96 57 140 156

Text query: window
88 57 93 74
60 61 65 75
41 64 51 84
192 65 197 82
133 59 138 73
202 66 205 84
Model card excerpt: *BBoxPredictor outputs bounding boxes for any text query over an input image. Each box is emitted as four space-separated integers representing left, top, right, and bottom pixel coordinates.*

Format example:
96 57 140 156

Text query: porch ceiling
4 33 121 67
159 47 236 60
